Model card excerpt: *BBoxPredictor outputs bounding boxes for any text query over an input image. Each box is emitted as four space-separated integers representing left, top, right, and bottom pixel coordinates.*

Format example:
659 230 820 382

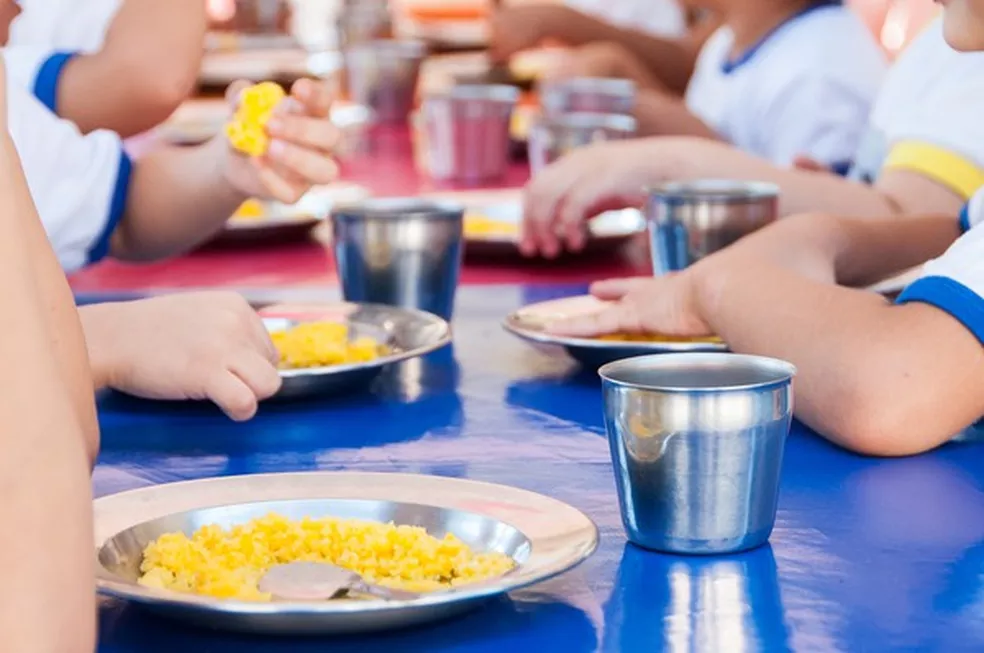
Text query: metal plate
211 184 370 246
94 472 598 635
426 192 645 258
504 296 727 367
198 49 343 88
259 302 452 399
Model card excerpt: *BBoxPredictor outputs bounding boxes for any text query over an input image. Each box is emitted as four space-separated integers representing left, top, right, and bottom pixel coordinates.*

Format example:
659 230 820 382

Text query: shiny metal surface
600 353 795 554
331 199 464 319
344 40 426 124
259 561 422 601
95 472 598 635
336 0 391 50
262 302 451 399
420 85 518 183
646 180 779 275
528 113 637 173
504 295 726 368
92 284 984 652
539 78 636 118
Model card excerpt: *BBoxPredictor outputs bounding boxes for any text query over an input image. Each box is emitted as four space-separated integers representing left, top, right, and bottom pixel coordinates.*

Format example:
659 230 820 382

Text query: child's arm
53 0 205 136
490 4 717 94
522 137 964 257
632 87 720 139
0 67 96 653
548 213 984 456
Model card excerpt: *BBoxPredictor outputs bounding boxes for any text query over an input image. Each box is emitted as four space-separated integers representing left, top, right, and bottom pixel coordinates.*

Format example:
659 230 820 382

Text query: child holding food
522 17 982 258
0 55 97 653
3 0 205 136
542 0 984 458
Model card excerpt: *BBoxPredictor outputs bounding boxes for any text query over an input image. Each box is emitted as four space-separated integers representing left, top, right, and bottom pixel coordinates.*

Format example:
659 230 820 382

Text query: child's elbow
823 387 962 457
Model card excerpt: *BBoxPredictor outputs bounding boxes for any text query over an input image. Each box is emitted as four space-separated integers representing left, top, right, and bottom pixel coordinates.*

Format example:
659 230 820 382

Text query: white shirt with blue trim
5 0 122 112
896 190 984 347
6 75 131 272
684 4 886 168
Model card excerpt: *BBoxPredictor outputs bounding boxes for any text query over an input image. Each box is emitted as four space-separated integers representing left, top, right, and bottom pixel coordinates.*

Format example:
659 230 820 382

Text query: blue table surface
90 284 984 653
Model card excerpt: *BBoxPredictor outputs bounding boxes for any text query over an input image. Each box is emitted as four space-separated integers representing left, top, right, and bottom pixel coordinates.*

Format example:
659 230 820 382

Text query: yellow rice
138 513 516 601
225 81 286 157
270 321 389 369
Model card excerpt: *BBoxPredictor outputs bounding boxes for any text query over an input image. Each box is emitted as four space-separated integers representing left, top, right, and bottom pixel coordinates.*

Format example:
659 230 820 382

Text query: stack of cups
529 77 638 174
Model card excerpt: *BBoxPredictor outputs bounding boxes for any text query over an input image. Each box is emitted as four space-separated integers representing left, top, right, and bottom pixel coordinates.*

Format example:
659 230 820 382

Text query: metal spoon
258 561 422 602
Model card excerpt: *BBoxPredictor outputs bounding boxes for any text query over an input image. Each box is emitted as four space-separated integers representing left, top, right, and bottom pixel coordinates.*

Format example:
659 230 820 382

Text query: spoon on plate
258 561 422 601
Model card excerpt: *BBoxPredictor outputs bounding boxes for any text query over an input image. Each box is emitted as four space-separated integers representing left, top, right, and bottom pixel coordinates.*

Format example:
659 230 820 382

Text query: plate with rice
95 472 598 634
257 301 452 399
505 295 727 367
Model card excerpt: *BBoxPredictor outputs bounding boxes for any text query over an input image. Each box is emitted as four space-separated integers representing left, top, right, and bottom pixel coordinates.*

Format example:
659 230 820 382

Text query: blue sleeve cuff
86 151 132 265
897 275 984 346
959 204 972 234
33 51 78 113
829 160 853 177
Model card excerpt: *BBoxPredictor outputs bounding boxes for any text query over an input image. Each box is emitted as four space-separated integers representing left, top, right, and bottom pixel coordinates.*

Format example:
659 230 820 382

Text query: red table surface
70 127 650 293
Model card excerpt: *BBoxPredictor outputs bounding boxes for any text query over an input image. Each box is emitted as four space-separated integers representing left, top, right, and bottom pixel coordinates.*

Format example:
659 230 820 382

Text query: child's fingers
250 159 307 204
591 277 652 300
290 78 333 119
267 139 339 185
267 115 341 154
227 350 282 401
545 304 632 337
206 371 260 422
225 79 252 106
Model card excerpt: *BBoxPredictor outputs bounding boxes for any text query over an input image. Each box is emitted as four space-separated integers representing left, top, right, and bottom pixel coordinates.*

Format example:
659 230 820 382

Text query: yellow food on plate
138 513 517 601
270 321 390 369
225 81 286 156
464 213 519 237
597 334 724 344
231 198 266 221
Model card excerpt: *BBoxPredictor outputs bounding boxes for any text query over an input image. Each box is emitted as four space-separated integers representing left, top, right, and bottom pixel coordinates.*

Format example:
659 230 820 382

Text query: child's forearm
0 139 96 653
111 138 247 261
694 260 984 456
58 0 205 136
634 89 719 138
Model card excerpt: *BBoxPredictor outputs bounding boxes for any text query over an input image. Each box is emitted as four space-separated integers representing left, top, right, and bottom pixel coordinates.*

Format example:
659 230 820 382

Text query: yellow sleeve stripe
883 141 984 200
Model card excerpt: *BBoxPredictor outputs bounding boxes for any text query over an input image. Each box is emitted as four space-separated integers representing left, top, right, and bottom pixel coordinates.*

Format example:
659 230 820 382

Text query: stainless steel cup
600 353 796 554
331 199 464 320
420 84 519 183
646 180 779 276
528 112 637 173
343 40 426 124
539 77 636 117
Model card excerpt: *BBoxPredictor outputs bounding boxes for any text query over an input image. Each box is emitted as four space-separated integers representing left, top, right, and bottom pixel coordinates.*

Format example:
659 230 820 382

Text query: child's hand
544 273 713 338
81 292 282 421
489 5 570 61
522 140 655 257
222 78 341 204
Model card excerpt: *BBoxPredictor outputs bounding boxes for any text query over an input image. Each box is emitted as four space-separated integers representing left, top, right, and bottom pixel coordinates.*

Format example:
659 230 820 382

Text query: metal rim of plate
261 302 452 397
224 184 371 233
94 472 599 634
503 301 728 354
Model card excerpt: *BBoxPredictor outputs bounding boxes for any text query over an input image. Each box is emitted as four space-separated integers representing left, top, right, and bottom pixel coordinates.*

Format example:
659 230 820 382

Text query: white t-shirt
565 0 685 38
850 19 984 201
6 75 131 272
896 189 984 347
5 0 122 111
685 4 886 168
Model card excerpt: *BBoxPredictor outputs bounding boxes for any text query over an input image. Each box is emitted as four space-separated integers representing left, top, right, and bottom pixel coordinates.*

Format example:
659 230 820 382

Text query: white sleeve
10 0 121 53
897 224 984 346
3 45 78 112
6 78 131 273
753 75 873 169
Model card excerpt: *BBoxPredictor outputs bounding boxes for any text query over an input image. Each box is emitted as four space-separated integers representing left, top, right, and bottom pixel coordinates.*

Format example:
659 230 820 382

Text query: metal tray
95 472 598 635
504 296 727 368
259 302 451 399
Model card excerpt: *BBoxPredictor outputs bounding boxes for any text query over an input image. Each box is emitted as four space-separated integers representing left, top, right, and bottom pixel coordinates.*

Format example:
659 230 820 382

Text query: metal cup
527 112 637 174
646 180 779 276
331 199 464 320
600 353 796 555
419 84 519 183
335 0 391 50
539 77 636 117
343 40 426 124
